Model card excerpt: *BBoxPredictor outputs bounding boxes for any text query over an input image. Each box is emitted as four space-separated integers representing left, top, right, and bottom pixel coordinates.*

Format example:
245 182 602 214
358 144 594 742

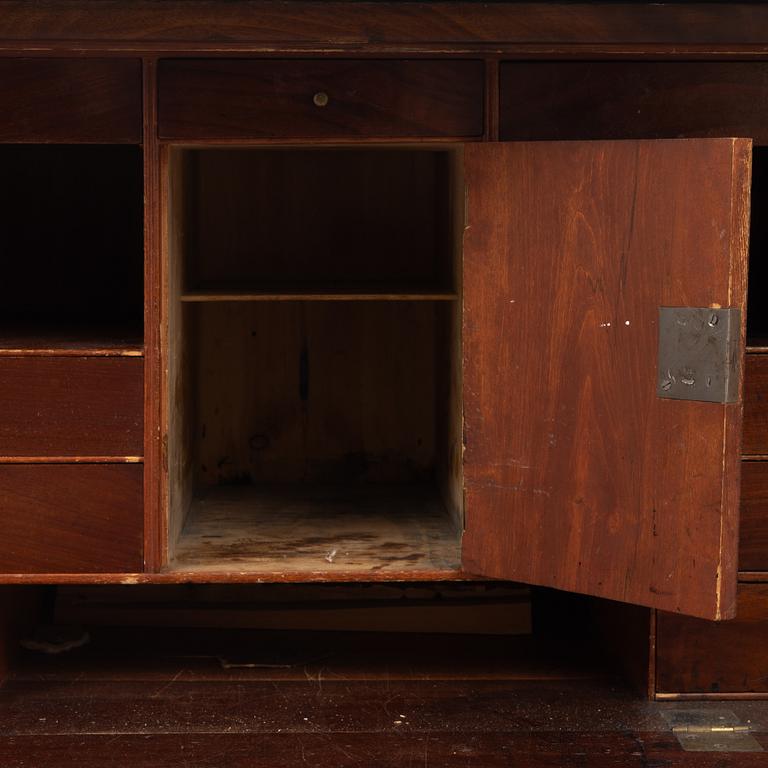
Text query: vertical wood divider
143 57 163 571
485 57 499 142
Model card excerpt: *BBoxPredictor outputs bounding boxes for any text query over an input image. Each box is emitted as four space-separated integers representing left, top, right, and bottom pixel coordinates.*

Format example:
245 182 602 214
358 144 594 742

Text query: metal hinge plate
662 709 763 752
657 307 741 404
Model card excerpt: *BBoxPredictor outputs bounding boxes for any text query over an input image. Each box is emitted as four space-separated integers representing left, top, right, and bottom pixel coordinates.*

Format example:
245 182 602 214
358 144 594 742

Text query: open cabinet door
461 139 751 620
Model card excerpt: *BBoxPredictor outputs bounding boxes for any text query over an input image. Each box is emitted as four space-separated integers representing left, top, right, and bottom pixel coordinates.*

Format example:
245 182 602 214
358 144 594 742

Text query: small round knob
313 91 329 107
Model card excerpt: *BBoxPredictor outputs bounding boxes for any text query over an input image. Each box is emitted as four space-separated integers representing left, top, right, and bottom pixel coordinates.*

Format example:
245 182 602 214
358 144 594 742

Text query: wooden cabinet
3 3 768 711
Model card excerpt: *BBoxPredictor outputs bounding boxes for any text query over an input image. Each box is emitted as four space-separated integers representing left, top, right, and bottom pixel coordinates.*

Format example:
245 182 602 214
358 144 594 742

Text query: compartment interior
167 147 464 575
0 145 144 352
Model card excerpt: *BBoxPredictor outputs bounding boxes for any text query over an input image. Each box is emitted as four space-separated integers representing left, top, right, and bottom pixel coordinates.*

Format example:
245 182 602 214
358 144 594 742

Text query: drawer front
0 464 143 574
158 59 484 139
745 355 768 456
0 358 143 458
499 62 768 142
739 462 768 572
0 58 142 143
657 583 768 695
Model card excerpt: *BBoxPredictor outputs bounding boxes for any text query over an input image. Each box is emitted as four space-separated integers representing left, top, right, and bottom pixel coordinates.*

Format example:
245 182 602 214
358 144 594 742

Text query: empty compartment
0 145 143 351
167 146 464 576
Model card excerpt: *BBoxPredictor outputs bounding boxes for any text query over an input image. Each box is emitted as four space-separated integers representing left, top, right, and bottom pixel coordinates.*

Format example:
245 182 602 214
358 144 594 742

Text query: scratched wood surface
461 139 751 620
171 485 461 576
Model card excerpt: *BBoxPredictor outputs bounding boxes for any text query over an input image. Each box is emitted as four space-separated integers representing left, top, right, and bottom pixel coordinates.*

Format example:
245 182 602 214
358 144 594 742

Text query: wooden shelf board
181 288 458 302
0 328 143 357
169 484 462 576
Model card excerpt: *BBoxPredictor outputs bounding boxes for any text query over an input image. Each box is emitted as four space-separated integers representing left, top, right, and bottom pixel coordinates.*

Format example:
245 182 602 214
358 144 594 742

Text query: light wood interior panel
166 146 463 575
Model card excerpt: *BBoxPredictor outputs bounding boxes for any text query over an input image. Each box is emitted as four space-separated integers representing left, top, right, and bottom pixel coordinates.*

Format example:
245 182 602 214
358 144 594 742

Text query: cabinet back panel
184 149 453 292
192 302 439 487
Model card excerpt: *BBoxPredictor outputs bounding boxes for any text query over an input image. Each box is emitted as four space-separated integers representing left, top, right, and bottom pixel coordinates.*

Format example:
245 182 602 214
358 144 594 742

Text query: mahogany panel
500 62 768 144
744 355 768 455
657 583 768 695
0 358 143 458
0 465 143 574
0 59 141 144
738 462 768 572
1 3 768 46
158 59 484 139
461 139 751 620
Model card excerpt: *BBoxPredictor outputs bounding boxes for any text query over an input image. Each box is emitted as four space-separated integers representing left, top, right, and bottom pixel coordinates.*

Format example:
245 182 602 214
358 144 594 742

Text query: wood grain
461 139 751 620
170 485 461 576
0 58 141 143
744 355 768 456
0 465 143 574
159 59 484 139
656 583 768 696
738 461 768 572
0 358 143 458
500 62 768 144
2 3 768 47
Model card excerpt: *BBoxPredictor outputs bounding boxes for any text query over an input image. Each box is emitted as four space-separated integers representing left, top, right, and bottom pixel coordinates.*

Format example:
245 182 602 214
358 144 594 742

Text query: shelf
170 485 462 576
181 287 459 302
0 328 143 357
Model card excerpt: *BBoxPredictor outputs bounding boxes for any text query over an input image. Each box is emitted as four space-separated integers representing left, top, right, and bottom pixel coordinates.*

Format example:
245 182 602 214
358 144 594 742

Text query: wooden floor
171 485 462 576
2 629 768 766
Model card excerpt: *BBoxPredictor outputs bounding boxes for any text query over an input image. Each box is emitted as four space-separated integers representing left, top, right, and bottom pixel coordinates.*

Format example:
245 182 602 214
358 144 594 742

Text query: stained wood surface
0 358 143 458
0 465 143 574
2 3 768 47
744 355 768 456
159 59 484 139
179 148 456 293
738 462 768 572
500 62 768 145
0 329 143 357
171 485 461 576
656 583 768 695
0 58 141 143
461 139 751 620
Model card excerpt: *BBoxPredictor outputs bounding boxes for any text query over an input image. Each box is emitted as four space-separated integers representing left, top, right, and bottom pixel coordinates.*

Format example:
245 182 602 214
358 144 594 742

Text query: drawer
744 355 768 456
0 358 143 458
158 59 484 139
657 583 768 695
739 461 768 571
499 62 768 142
0 58 142 143
0 464 143 574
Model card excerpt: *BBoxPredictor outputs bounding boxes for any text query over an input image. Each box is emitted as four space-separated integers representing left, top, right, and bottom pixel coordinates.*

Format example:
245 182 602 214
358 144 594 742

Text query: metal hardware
662 709 763 752
657 306 741 403
313 91 329 107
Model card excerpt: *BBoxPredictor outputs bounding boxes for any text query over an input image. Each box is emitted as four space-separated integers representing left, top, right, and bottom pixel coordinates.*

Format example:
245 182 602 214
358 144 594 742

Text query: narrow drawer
499 62 768 142
0 464 143 574
0 58 142 143
739 461 768 571
744 355 768 456
0 358 143 458
657 583 768 695
158 59 484 139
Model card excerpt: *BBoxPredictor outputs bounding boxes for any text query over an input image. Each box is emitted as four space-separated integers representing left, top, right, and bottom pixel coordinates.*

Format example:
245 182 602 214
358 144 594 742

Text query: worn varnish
500 62 768 144
170 485 461 576
738 462 768 572
461 139 751 620
0 465 143 574
159 60 484 139
656 583 768 696
0 58 141 144
0 358 143 458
